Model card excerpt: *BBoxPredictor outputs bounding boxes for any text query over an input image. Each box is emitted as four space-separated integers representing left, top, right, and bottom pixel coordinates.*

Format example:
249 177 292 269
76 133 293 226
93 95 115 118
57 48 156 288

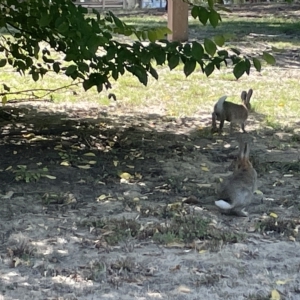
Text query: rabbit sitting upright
215 142 257 217
211 89 253 134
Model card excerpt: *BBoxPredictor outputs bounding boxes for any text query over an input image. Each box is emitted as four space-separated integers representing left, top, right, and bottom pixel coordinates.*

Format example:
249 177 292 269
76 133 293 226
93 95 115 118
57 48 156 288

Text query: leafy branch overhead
0 0 275 93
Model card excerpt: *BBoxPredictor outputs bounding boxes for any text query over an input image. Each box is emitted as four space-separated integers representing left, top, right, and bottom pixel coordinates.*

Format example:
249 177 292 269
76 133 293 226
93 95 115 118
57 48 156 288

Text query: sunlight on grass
0 6 300 128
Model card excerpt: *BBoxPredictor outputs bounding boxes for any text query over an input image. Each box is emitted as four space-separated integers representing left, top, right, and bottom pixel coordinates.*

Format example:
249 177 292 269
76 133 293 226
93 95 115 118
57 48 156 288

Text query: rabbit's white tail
215 96 227 114
215 200 233 210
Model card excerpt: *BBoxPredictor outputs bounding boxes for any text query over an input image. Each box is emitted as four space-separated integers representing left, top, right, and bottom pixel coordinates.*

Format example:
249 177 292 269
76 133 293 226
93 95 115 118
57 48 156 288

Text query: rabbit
211 89 253 134
215 142 257 217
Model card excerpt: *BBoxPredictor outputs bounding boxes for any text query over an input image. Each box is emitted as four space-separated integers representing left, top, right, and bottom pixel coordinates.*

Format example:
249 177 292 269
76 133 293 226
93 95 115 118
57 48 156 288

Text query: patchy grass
1 4 300 128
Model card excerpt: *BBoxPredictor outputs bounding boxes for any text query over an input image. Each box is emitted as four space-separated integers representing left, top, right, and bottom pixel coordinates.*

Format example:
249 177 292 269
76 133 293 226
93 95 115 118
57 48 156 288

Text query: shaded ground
1 3 300 300
0 98 300 300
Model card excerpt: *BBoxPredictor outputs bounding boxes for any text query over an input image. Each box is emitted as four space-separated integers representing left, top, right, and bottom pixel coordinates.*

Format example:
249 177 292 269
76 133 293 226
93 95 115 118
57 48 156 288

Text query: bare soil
1 4 300 300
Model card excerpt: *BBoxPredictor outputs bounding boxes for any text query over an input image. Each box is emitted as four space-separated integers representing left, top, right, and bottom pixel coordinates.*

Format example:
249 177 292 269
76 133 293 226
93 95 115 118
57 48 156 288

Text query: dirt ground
1 3 300 300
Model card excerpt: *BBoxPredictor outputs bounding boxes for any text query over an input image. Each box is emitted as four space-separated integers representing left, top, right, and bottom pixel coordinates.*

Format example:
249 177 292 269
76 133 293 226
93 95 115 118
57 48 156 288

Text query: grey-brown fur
215 142 257 217
212 89 253 133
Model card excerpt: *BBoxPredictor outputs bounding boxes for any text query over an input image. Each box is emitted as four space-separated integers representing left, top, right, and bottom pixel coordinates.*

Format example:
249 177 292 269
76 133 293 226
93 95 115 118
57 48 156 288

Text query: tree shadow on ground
0 103 300 299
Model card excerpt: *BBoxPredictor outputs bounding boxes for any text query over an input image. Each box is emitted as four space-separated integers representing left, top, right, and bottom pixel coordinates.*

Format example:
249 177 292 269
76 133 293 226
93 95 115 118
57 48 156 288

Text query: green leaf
253 57 261 72
153 47 166 65
262 52 276 65
83 79 94 91
208 0 214 8
78 62 89 73
214 35 225 47
198 7 209 25
204 38 216 57
245 58 251 75
149 66 159 80
65 65 77 76
204 62 214 77
156 27 172 38
191 6 199 19
141 31 148 40
111 13 124 28
39 13 52 27
131 66 148 86
34 44 40 59
3 84 10 92
112 68 119 80
0 58 7 67
53 62 60 73
233 61 246 79
32 72 39 82
168 53 180 70
57 22 69 34
217 50 228 58
148 30 157 42
183 43 192 56
140 50 152 65
25 57 33 68
2 95 7 106
209 9 220 28
231 48 241 55
184 59 196 77
191 42 204 61
97 84 103 93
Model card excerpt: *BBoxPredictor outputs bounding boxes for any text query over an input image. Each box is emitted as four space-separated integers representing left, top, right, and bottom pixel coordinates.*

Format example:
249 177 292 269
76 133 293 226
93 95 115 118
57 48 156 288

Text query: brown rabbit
211 89 253 133
215 142 257 217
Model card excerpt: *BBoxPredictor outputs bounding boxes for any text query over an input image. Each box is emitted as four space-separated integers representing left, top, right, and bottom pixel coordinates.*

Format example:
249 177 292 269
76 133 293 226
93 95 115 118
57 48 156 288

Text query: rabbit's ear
246 89 253 103
241 91 247 101
239 142 250 160
243 143 250 159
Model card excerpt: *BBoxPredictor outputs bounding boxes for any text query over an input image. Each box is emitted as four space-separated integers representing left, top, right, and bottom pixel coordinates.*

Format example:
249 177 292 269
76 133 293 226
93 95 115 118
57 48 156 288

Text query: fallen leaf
5 166 12 171
124 204 132 212
88 160 97 165
60 161 70 166
78 165 91 170
271 289 280 300
98 194 107 201
177 285 191 293
126 165 135 169
14 258 22 267
166 242 185 248
199 250 207 254
255 189 263 195
83 152 96 157
201 166 209 172
289 236 296 242
41 175 56 180
197 183 211 188
3 191 14 199
113 160 118 167
22 133 35 139
276 279 292 285
270 212 278 218
119 172 132 180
